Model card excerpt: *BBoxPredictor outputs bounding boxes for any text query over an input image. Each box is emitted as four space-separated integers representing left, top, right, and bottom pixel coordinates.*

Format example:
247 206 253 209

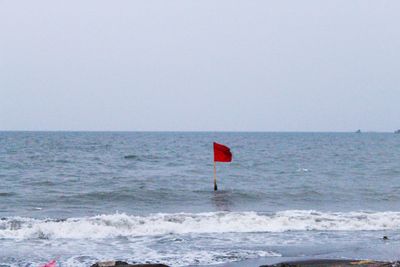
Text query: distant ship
395 129 400 134
355 129 361 133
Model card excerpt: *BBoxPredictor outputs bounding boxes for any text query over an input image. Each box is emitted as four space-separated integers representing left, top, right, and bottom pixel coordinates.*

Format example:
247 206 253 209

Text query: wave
1 210 400 240
123 154 139 159
123 154 162 162
0 192 16 197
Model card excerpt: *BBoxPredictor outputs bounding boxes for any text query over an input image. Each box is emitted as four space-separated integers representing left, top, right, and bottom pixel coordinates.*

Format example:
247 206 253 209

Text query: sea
1 132 400 267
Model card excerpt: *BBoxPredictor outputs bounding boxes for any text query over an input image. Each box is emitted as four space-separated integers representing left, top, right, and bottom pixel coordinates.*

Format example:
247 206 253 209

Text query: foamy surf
0 248 281 267
1 210 400 240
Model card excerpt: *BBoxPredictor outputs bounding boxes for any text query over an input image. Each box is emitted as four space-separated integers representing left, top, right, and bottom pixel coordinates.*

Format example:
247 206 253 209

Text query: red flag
213 142 232 162
41 260 56 267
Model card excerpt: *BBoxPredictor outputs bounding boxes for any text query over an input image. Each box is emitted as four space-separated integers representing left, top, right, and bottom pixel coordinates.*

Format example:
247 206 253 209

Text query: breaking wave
1 210 400 240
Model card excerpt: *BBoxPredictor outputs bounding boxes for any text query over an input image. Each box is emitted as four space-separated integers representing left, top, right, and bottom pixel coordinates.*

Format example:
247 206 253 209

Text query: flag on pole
41 260 56 267
213 142 232 162
212 142 232 191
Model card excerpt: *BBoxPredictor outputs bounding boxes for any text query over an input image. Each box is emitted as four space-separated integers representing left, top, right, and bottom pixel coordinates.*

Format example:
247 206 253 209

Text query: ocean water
1 132 400 267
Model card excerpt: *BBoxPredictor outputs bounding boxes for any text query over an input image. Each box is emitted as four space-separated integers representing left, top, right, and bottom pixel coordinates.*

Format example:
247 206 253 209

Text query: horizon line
0 130 397 133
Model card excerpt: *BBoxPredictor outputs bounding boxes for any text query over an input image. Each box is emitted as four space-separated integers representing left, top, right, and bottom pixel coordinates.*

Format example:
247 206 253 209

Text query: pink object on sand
41 260 56 267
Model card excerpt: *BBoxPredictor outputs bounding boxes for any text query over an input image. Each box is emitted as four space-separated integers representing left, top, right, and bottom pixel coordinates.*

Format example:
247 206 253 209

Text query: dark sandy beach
192 257 400 267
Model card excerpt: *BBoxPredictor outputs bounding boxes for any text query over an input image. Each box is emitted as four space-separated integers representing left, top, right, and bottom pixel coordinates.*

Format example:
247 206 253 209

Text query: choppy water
1 132 400 266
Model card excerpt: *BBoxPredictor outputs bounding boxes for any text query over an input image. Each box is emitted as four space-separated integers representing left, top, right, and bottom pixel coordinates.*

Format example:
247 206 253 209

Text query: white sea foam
124 248 281 266
0 248 280 267
1 210 400 240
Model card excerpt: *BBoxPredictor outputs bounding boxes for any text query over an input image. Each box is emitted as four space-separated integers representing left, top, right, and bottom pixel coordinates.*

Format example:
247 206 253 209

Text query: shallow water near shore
1 132 400 266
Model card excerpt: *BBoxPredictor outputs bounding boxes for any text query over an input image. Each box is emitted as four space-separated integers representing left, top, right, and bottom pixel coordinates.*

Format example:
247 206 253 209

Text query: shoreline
90 257 400 267
189 256 400 267
187 256 284 267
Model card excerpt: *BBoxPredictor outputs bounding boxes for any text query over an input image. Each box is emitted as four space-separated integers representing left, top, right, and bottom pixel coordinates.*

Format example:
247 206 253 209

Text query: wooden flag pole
214 161 218 191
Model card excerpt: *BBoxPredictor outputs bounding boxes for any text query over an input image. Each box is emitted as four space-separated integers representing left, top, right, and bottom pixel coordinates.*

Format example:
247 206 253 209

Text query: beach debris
41 259 56 267
90 261 169 267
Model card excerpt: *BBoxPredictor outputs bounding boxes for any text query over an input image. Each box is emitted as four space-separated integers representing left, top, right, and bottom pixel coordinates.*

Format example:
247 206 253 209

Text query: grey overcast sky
0 1 399 131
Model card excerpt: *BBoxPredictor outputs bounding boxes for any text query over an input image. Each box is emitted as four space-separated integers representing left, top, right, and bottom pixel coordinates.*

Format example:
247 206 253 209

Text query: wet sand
191 257 399 267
